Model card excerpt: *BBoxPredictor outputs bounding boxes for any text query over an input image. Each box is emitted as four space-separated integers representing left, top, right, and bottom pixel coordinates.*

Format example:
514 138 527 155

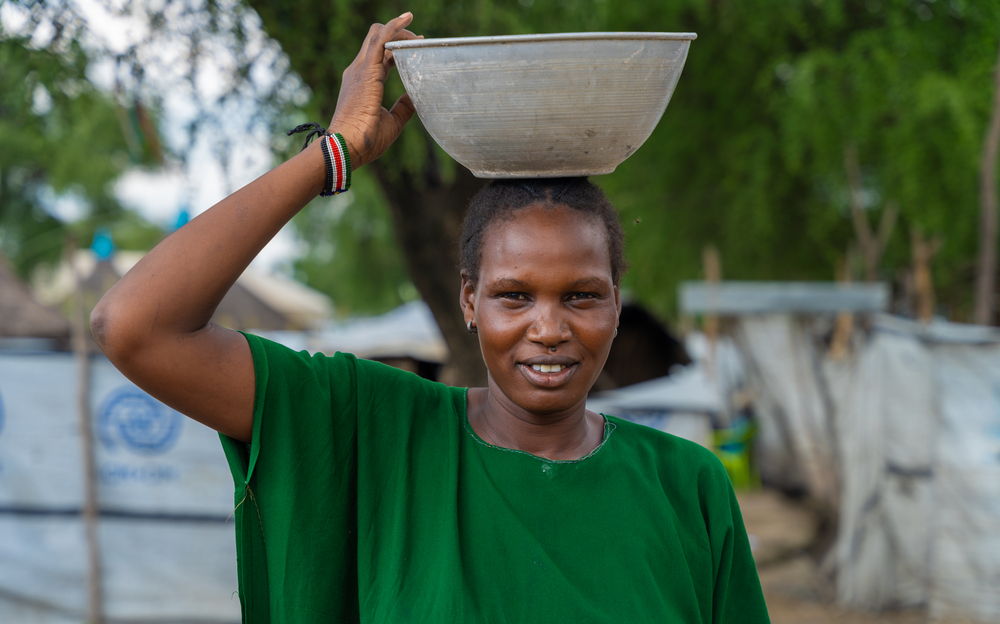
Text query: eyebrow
566 277 610 290
490 278 529 290
489 277 610 290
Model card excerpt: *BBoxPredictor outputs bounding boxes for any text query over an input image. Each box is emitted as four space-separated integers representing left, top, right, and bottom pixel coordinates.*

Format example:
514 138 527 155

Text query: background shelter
0 351 238 622
681 281 1000 622
33 250 333 332
0 253 70 349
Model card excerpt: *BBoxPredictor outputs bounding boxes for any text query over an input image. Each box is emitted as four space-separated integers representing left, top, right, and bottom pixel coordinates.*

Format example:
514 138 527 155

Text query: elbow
90 296 141 363
89 301 110 350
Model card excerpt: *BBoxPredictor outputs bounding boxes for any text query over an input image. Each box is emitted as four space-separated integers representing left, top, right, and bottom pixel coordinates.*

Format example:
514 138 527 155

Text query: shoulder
243 331 438 387
604 414 721 468
241 331 462 411
603 414 733 498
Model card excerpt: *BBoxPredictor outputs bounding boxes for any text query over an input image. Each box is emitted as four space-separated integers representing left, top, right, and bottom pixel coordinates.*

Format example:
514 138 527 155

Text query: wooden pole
975 42 1000 325
828 252 855 361
702 245 721 377
69 242 104 623
912 229 941 324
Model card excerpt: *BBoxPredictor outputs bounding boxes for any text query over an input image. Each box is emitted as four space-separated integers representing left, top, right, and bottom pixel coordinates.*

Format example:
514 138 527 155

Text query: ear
613 285 622 325
459 270 477 323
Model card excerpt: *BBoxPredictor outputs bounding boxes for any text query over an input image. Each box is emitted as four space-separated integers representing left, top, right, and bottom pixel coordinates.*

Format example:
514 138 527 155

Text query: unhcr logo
98 386 181 455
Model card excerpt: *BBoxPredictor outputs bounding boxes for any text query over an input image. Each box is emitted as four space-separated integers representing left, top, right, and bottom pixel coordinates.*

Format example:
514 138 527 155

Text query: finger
358 22 383 61
386 11 414 30
363 14 415 69
375 12 413 48
381 29 420 73
364 23 388 59
388 93 416 129
392 28 421 42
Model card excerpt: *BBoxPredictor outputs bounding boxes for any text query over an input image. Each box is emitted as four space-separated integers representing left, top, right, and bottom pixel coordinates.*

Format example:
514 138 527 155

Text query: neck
467 385 604 461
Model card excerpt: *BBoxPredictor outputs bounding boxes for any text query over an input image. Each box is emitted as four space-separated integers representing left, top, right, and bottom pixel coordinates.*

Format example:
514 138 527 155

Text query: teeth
531 364 565 373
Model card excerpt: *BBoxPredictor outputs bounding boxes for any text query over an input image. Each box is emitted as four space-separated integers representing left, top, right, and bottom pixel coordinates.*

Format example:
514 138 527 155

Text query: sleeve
216 332 366 622
218 331 360 491
704 459 772 624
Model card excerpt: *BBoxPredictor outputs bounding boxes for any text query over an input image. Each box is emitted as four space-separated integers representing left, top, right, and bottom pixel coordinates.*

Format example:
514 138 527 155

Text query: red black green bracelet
286 122 352 196
319 132 351 196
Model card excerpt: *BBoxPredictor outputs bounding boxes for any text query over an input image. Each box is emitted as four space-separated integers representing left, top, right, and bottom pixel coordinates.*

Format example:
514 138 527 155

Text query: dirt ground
738 490 929 624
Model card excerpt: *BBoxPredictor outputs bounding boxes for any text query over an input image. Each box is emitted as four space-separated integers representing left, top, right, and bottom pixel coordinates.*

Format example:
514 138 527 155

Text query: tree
0 24 143 276
19 1 997 381
249 0 1000 385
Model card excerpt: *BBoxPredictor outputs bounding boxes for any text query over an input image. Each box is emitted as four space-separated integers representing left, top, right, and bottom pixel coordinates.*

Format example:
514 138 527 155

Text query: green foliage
231 1 1000 323
6 0 992 326
599 0 999 319
292 170 416 317
0 27 154 277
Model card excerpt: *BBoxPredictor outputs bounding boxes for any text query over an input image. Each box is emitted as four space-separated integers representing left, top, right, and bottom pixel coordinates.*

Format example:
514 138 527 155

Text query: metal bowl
385 32 696 178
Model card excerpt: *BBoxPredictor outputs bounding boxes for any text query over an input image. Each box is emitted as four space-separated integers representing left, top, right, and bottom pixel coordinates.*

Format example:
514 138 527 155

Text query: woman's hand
330 12 420 169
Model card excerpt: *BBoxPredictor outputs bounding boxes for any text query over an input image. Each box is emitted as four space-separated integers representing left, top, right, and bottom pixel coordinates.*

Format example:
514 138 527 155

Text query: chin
514 388 590 416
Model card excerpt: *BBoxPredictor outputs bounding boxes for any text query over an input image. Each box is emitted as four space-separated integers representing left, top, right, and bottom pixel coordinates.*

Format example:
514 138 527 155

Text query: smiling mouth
518 362 578 388
531 364 565 373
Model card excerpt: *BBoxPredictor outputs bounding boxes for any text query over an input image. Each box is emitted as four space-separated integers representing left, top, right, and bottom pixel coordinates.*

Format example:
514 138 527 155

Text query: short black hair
459 178 626 286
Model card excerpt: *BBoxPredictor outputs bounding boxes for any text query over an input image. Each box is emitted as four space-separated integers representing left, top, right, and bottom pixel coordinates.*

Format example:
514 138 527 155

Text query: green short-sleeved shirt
220 333 769 623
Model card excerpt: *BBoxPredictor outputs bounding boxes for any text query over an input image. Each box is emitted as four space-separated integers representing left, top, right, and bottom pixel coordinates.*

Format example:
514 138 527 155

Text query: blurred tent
313 300 446 363
680 281 890 502
587 359 726 450
256 301 447 380
681 281 1000 622
596 302 692 390
34 250 333 331
0 351 238 622
0 253 70 349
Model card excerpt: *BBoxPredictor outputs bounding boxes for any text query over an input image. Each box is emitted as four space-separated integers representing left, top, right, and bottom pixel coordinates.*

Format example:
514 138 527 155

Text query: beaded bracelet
319 132 352 196
286 122 352 196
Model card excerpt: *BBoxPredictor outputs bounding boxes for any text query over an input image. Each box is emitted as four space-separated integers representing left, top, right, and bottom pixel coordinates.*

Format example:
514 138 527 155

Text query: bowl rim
385 31 697 50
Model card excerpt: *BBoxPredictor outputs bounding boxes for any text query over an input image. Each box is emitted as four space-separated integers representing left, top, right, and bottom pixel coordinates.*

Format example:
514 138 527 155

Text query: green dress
220 333 770 623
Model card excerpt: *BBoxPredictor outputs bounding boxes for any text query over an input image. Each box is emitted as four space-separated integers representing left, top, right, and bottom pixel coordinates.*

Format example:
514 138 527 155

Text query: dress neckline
459 387 617 464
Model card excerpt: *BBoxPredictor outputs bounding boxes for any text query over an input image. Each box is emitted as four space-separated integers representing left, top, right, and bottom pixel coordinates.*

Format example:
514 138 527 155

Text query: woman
92 13 770 623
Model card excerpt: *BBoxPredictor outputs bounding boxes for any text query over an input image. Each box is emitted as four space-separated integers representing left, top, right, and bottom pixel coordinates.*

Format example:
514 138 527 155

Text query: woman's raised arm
90 13 418 442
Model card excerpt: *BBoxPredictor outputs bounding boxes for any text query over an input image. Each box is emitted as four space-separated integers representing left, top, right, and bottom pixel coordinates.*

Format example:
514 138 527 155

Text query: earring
467 320 478 334
614 327 619 338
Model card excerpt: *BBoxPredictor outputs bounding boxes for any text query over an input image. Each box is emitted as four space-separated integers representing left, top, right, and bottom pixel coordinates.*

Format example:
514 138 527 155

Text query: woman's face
461 203 621 417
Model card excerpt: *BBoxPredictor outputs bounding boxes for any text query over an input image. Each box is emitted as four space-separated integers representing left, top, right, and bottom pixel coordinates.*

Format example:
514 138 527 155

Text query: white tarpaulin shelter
682 281 999 622
258 300 448 363
0 352 239 623
586 363 722 448
831 316 1000 621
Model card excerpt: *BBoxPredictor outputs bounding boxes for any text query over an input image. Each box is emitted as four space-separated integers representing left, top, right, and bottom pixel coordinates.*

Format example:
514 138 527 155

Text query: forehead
479 204 612 283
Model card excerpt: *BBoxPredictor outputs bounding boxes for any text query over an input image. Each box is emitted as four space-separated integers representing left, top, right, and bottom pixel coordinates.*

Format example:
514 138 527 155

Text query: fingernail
398 11 411 18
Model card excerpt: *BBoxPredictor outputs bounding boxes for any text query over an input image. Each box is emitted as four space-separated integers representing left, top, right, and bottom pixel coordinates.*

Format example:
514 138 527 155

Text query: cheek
476 305 524 345
578 310 618 349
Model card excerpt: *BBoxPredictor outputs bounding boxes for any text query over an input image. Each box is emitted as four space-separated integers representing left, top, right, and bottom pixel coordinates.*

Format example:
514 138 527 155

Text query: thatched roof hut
0 254 70 340
34 250 333 332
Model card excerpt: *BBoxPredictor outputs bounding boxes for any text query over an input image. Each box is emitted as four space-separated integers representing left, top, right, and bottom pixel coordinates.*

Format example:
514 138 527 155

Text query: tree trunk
975 43 1000 325
371 158 487 387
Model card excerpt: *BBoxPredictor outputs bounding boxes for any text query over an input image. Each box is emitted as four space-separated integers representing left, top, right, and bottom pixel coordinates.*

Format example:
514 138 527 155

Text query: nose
526 302 571 349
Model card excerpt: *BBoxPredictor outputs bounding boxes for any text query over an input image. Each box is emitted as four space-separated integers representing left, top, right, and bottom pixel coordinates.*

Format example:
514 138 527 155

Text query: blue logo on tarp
98 386 181 455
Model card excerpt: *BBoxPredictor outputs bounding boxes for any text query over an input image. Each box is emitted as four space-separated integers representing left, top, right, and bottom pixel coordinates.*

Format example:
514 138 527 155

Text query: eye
566 291 600 302
496 292 531 303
